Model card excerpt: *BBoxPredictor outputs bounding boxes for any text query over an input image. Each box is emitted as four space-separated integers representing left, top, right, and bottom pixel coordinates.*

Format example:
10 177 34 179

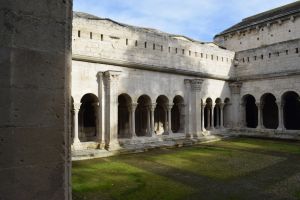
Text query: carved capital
220 103 225 109
201 103 206 109
167 104 174 110
190 79 204 91
229 82 242 94
150 103 157 111
130 103 138 111
103 70 121 81
74 103 81 112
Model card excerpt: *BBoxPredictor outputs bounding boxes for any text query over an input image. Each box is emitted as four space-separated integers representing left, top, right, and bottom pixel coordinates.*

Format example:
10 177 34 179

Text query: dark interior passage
244 95 258 128
261 94 278 129
283 92 300 130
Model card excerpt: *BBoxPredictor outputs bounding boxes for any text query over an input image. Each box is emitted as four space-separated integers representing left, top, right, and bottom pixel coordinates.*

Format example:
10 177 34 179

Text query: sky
74 0 297 42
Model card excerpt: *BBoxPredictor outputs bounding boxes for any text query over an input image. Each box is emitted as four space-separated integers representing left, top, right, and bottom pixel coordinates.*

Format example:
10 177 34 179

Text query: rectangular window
161 45 163 51
254 56 257 60
168 47 171 53
101 34 103 41
144 42 147 48
126 39 128 46
90 32 92 39
211 55 213 60
189 50 191 56
269 53 271 58
216 56 219 61
261 55 264 59
135 40 138 47
296 48 299 54
78 30 81 37
182 49 185 55
242 58 245 63
201 53 203 58
175 48 178 54
286 50 289 55
153 43 155 50
247 57 250 62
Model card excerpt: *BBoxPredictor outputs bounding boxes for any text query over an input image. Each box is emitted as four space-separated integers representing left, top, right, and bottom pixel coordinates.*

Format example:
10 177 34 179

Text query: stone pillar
97 72 105 148
103 71 121 150
73 103 81 145
240 103 246 127
211 104 215 130
150 103 156 136
92 102 100 140
164 108 168 133
167 104 173 135
220 103 224 129
216 106 220 128
207 108 211 129
0 1 72 199
130 103 138 138
190 79 204 137
179 103 185 133
256 102 262 129
229 82 243 128
201 103 206 131
147 107 151 136
277 101 285 130
184 80 192 137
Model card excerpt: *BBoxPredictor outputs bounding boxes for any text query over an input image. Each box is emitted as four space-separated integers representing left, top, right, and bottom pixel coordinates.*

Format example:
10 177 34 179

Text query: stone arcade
71 2 300 158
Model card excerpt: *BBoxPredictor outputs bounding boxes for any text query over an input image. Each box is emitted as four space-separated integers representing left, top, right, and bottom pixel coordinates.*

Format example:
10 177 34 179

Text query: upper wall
214 2 300 52
235 39 300 79
72 12 235 79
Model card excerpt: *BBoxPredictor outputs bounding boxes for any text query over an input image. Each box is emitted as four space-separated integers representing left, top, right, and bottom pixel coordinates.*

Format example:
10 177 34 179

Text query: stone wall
0 1 72 199
235 39 300 78
215 15 300 52
72 14 235 79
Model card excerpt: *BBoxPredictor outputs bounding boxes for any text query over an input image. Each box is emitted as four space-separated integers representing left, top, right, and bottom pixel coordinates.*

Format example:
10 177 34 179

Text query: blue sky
74 0 296 42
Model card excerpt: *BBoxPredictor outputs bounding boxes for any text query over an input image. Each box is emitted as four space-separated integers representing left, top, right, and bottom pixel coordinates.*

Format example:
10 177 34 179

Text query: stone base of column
105 140 122 151
193 132 205 138
72 140 82 151
98 141 106 149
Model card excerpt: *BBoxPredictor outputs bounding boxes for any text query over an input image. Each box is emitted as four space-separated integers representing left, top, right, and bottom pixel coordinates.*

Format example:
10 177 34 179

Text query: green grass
73 137 300 200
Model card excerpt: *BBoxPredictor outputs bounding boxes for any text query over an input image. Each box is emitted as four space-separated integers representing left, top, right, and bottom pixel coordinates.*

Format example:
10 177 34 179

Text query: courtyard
72 137 300 200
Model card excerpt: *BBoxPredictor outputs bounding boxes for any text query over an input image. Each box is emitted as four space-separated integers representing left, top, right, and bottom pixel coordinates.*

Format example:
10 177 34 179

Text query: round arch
242 94 257 128
118 94 132 138
282 91 300 130
261 93 278 129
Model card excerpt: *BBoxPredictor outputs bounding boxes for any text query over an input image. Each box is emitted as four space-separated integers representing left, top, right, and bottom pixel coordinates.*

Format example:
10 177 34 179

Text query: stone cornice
72 54 231 81
235 70 300 81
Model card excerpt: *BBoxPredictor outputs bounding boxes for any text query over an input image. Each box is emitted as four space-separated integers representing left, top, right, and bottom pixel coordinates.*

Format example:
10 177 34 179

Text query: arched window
118 94 132 138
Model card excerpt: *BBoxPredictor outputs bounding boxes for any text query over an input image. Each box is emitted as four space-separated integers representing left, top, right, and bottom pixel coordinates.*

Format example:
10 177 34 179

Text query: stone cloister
242 91 300 131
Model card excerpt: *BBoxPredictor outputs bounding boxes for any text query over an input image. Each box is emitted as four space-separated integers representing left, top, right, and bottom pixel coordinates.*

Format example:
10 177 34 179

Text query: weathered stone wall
72 14 235 79
235 39 300 78
0 1 72 199
215 15 300 52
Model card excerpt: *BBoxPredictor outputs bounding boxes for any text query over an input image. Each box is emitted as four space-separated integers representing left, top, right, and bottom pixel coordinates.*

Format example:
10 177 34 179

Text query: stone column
207 108 211 129
229 82 243 128
211 104 215 130
184 80 192 137
191 79 204 137
150 103 156 136
92 102 100 140
103 70 121 150
130 103 138 138
277 101 285 130
147 106 151 136
73 103 81 145
201 103 206 131
256 102 262 129
178 103 186 133
97 72 105 148
216 106 220 128
0 1 72 199
167 104 173 135
164 108 168 133
220 103 224 129
240 103 246 127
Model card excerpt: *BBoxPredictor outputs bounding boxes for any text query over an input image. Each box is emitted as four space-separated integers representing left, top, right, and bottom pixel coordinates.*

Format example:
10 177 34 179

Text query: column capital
229 82 242 94
130 103 138 111
276 101 284 107
150 103 157 111
96 71 103 82
190 79 204 91
201 103 207 108
167 104 174 110
74 103 81 112
220 103 225 109
256 102 264 109
103 70 121 81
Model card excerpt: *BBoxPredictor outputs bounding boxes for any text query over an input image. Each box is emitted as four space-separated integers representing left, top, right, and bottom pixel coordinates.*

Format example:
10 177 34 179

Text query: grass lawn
73 137 300 200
